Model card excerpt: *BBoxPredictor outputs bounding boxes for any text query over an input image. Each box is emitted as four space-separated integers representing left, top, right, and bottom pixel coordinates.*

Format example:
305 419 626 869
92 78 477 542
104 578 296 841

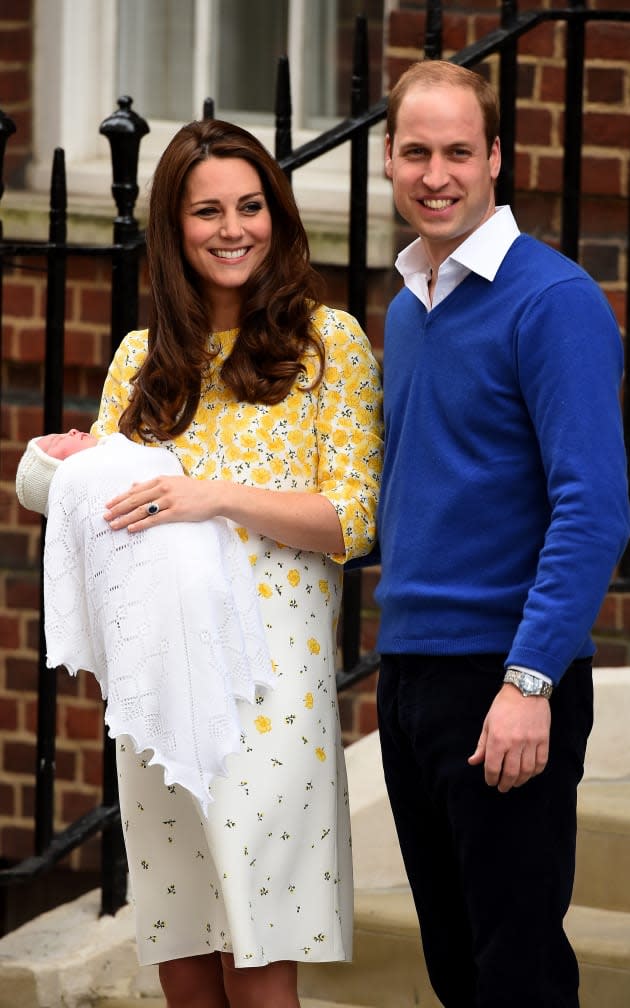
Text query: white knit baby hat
15 438 63 517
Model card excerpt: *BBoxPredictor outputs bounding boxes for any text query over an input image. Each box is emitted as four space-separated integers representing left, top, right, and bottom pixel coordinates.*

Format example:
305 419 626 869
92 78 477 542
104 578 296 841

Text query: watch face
521 672 538 694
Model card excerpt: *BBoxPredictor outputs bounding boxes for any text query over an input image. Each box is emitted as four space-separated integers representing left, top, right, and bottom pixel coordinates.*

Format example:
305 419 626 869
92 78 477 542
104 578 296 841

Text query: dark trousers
377 653 593 1008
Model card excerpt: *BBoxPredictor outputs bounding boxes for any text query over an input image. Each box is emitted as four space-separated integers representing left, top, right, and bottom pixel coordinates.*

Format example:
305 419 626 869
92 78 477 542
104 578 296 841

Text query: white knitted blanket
43 433 274 814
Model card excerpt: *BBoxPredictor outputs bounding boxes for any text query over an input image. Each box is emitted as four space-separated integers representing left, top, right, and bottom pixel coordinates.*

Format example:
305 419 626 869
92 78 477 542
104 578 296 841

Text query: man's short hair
387 59 500 155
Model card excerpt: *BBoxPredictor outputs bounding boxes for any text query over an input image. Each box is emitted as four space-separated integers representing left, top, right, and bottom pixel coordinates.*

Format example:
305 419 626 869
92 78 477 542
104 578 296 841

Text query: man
375 60 629 1008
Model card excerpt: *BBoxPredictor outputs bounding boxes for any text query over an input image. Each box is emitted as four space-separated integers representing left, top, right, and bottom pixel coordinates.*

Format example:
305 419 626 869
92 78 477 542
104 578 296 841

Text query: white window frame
29 0 392 265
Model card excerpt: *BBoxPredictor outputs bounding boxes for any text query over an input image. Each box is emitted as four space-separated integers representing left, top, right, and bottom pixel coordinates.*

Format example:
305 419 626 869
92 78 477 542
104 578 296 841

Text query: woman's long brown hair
119 119 324 441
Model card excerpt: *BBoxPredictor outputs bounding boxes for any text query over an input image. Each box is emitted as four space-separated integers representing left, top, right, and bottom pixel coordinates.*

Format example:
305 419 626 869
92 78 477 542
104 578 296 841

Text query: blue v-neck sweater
375 234 629 683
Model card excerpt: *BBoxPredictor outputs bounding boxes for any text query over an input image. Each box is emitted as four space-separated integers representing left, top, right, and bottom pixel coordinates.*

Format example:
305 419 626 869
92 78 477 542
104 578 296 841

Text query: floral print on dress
100 306 382 968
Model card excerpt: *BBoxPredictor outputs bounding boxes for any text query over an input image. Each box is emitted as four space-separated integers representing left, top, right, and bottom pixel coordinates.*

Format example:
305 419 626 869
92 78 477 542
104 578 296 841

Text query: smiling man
375 60 629 1008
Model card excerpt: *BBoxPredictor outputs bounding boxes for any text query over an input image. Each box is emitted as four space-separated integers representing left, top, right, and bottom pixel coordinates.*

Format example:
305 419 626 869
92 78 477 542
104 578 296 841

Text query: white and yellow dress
91 304 383 968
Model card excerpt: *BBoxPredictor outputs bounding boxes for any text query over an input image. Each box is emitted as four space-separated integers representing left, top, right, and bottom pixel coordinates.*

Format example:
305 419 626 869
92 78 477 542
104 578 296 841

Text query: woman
92 119 383 1008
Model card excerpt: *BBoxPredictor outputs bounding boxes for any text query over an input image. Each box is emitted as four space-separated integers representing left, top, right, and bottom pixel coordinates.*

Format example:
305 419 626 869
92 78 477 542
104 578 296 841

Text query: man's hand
468 684 551 792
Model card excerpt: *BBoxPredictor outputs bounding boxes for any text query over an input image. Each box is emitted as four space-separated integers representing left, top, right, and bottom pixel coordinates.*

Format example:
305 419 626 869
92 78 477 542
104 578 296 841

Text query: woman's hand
104 475 216 530
103 475 345 556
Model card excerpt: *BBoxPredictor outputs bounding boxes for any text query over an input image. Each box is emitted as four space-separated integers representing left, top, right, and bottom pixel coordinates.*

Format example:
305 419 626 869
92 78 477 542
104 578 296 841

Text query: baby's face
38 430 97 460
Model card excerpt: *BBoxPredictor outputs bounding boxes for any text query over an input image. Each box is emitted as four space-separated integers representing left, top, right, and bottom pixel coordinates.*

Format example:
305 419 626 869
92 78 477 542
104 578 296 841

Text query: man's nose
422 155 448 189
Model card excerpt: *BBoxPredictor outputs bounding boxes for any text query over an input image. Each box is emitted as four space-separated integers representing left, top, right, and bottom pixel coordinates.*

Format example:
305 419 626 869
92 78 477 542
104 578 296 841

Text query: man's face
385 83 501 266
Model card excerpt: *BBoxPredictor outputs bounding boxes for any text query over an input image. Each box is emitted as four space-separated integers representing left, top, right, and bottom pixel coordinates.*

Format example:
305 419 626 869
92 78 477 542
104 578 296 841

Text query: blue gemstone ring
146 501 160 516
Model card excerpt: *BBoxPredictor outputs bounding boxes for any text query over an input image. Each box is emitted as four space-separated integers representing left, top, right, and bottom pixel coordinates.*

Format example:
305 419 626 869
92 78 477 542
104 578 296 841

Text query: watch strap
503 667 553 699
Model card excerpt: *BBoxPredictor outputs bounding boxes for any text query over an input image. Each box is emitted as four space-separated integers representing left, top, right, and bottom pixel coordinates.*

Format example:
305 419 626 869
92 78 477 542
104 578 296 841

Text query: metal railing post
98 96 149 914
561 2 586 261
0 108 16 409
35 147 68 854
275 56 293 182
617 156 630 583
100 95 149 357
425 0 444 60
348 15 369 331
342 15 371 675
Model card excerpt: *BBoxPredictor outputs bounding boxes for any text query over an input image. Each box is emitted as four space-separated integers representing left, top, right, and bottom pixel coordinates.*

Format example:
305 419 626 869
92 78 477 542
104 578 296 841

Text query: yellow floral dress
91 304 383 968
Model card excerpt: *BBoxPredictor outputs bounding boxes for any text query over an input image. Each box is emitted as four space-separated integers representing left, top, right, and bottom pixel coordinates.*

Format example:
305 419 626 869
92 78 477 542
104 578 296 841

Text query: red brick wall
0 0 31 189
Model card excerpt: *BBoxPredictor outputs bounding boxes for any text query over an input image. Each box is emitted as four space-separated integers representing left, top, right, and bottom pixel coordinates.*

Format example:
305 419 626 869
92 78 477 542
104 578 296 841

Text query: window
116 0 368 129
30 0 392 265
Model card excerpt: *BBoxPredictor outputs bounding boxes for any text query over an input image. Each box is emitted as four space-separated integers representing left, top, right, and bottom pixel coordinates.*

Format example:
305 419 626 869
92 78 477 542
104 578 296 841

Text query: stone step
566 904 630 1008
575 780 630 913
299 888 630 1008
298 888 440 1008
94 1001 164 1007
302 1001 366 1007
95 999 365 1008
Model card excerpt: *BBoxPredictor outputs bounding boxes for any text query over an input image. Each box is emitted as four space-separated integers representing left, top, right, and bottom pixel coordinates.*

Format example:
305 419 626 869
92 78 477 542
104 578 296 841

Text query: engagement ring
147 501 160 516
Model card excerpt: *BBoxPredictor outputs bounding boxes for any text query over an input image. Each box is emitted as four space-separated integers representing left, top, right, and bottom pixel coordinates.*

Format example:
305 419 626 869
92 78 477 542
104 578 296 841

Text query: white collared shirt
395 205 521 311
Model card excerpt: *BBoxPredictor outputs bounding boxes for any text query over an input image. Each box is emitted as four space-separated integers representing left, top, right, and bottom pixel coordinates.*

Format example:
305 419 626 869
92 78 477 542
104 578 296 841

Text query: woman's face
179 156 273 305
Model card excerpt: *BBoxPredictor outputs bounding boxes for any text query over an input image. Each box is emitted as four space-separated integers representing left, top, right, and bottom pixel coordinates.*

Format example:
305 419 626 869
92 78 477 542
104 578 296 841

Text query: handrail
0 805 119 885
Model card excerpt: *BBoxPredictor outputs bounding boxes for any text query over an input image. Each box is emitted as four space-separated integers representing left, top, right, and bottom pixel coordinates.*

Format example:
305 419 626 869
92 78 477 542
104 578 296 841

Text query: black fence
1 2 629 922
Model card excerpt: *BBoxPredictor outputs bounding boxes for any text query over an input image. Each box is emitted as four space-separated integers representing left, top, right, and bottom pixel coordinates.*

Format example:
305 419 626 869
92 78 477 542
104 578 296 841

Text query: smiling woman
179 158 272 328
88 117 383 1008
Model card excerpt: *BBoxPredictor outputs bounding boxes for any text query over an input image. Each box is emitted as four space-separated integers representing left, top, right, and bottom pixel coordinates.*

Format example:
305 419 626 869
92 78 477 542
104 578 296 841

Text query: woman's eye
242 201 263 214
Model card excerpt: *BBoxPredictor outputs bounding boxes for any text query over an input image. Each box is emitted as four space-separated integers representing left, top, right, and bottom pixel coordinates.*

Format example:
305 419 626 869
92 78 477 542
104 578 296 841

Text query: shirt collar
395 205 521 287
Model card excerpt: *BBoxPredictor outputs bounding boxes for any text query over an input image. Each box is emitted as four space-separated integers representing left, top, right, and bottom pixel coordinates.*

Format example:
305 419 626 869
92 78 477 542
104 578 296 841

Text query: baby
16 431 275 814
15 429 97 514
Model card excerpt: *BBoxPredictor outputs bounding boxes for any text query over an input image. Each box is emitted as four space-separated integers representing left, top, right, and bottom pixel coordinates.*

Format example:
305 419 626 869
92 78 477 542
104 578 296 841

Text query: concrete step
92 889 630 1008
95 1000 365 1008
94 1001 164 1007
298 888 441 1008
299 888 630 1008
66 781 630 1008
566 904 630 1008
302 1001 366 1008
575 780 630 913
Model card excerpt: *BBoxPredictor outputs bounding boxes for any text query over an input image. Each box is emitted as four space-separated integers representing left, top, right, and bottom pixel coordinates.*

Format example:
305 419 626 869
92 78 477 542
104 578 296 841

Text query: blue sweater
375 234 630 683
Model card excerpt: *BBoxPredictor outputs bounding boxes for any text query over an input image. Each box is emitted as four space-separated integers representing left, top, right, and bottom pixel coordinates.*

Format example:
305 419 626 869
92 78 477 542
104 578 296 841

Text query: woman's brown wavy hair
119 119 324 441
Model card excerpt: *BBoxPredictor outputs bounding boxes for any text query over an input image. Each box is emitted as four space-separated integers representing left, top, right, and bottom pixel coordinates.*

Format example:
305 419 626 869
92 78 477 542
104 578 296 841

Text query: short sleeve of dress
311 307 383 564
90 330 149 440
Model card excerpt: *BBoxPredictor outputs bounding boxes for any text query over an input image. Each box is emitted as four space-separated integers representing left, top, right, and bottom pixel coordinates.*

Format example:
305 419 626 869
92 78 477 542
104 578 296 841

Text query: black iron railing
0 2 629 921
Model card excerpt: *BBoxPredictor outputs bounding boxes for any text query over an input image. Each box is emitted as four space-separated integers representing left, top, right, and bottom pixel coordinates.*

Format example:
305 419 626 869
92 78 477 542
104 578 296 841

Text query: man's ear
489 136 501 181
385 133 393 179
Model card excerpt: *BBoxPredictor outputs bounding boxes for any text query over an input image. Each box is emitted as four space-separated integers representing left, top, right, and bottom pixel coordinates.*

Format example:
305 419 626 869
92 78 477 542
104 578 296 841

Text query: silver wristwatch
503 667 553 699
